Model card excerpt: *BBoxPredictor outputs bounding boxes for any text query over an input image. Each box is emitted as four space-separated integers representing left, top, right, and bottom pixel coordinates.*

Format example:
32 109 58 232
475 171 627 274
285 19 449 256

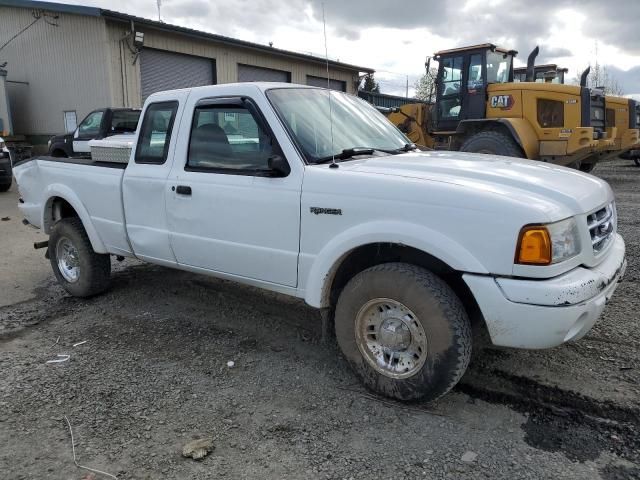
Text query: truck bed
14 156 131 256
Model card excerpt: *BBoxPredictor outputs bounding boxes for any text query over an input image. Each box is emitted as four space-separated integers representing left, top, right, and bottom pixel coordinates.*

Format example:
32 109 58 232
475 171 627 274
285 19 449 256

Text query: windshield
266 88 409 163
486 51 512 84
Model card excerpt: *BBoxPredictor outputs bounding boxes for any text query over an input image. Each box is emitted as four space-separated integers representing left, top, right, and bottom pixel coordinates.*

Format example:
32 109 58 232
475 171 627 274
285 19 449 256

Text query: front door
462 53 487 120
435 55 464 131
73 110 104 154
165 96 301 287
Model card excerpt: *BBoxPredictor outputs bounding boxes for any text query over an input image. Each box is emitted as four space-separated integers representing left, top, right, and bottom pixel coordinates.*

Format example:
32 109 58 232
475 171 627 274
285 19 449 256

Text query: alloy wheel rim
56 237 80 283
354 298 428 379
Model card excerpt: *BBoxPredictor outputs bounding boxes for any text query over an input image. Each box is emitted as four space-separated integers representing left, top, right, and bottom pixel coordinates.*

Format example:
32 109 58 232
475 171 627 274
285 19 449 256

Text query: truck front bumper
463 234 626 349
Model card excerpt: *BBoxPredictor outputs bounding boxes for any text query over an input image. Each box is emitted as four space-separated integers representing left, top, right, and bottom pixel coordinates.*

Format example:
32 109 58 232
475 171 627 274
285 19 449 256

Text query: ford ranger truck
13 83 626 402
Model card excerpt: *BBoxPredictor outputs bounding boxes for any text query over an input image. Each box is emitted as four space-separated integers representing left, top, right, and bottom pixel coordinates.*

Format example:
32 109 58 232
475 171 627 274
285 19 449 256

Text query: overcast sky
60 0 640 98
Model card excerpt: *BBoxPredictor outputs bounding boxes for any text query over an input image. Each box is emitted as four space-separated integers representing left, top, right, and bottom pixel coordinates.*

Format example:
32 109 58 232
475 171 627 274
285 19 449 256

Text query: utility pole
156 0 162 22
406 75 409 98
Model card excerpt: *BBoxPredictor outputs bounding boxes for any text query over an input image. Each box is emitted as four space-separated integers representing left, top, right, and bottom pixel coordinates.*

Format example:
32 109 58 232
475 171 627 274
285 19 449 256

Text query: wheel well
50 149 68 158
325 243 483 327
44 197 79 232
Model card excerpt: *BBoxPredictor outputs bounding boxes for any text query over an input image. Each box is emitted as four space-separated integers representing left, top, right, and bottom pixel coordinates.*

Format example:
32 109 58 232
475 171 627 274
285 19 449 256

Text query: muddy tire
460 130 524 158
334 263 472 402
48 217 111 297
578 162 596 173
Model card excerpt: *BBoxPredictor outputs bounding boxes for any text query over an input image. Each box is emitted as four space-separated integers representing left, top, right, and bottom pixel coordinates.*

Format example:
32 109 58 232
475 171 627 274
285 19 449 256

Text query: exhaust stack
525 46 539 82
580 66 591 87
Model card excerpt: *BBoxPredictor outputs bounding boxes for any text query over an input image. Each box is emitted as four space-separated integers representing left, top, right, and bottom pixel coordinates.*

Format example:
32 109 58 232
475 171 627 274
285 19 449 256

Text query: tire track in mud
458 366 640 478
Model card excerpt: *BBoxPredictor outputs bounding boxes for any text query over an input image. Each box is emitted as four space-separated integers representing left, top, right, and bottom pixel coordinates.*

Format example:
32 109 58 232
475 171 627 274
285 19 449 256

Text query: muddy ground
1 159 639 480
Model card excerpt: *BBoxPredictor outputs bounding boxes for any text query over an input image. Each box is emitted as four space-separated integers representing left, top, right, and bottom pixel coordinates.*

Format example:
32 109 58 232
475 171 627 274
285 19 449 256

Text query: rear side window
135 102 178 164
110 110 141 135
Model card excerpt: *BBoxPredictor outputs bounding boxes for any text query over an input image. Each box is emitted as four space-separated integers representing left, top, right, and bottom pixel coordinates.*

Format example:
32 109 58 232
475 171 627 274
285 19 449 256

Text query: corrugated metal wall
106 20 360 109
0 6 113 135
0 6 364 137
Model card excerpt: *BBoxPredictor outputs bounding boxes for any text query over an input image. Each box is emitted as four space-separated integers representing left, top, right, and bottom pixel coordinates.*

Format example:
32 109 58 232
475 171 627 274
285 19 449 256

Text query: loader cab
433 44 516 132
514 64 568 84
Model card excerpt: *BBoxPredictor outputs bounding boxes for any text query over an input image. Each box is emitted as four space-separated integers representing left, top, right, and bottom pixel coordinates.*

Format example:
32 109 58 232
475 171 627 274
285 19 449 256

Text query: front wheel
334 263 472 402
459 130 524 158
49 217 111 297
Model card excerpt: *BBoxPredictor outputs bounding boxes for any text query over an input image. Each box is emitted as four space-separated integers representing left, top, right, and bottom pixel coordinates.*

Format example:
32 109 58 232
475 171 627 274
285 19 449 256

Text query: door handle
176 185 192 195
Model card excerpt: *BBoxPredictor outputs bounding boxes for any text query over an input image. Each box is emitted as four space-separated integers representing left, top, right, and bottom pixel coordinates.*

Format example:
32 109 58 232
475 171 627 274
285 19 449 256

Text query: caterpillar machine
516 62 640 167
386 44 639 171
514 64 568 84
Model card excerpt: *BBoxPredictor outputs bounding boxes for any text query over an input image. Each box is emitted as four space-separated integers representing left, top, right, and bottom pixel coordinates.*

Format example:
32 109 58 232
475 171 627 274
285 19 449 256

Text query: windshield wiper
315 144 417 164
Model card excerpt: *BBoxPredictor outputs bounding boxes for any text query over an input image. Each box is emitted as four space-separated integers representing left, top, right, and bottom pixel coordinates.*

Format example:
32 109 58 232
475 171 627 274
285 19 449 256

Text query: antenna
156 0 162 22
321 2 337 169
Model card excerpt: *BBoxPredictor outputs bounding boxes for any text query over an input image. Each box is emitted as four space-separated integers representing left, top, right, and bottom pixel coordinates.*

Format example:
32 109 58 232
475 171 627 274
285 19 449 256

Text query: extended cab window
135 102 178 164
186 103 274 173
77 111 104 138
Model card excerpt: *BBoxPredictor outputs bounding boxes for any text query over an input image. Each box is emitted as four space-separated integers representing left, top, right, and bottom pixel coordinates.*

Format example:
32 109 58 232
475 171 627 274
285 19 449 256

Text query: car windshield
266 88 409 163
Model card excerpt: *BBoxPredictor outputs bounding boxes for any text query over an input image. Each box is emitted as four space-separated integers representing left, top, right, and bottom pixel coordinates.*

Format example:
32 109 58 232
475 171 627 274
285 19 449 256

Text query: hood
338 151 612 216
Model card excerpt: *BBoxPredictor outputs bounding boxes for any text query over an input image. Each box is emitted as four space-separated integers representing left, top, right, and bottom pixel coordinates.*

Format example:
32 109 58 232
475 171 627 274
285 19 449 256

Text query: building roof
0 0 374 74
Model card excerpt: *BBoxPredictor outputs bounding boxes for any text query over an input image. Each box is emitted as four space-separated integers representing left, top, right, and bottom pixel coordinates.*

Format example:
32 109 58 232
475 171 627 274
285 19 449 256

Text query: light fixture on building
134 31 144 47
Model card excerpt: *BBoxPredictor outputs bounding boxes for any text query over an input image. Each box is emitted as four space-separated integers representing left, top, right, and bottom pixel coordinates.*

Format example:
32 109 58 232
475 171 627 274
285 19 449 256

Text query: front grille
587 203 615 253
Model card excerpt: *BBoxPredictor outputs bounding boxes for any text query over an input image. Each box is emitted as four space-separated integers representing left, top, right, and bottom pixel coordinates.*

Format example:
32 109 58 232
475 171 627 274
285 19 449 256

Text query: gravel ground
1 159 639 480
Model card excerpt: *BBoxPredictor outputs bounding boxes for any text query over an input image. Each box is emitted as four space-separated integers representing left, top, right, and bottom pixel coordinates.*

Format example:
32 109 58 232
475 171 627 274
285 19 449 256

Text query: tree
571 62 624 96
414 68 438 102
361 74 380 93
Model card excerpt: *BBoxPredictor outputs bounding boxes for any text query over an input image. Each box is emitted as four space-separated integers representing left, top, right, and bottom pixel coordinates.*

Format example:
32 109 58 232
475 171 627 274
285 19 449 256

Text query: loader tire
334 262 472 402
460 130 524 158
49 217 111 297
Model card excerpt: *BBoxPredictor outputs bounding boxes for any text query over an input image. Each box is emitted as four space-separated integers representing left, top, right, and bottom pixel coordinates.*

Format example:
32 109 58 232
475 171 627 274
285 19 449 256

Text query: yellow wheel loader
385 44 634 170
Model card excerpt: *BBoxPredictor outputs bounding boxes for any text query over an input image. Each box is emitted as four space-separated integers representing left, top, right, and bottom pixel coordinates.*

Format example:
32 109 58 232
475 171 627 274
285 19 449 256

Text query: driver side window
77 111 104 138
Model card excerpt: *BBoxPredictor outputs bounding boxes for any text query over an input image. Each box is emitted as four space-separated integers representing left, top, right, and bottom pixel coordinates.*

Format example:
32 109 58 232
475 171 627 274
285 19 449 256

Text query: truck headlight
516 217 581 265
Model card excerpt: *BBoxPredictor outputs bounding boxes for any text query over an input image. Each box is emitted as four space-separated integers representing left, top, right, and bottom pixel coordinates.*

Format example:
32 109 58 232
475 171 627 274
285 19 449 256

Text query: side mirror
73 129 79 139
267 154 290 177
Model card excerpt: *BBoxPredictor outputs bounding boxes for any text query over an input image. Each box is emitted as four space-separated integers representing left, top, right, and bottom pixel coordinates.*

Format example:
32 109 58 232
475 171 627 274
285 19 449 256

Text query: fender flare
457 118 539 159
302 220 488 308
42 184 108 253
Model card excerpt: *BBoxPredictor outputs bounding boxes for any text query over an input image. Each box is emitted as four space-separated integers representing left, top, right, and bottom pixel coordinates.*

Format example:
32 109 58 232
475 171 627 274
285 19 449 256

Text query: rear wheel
0 180 10 192
459 130 524 158
49 218 111 297
334 263 472 402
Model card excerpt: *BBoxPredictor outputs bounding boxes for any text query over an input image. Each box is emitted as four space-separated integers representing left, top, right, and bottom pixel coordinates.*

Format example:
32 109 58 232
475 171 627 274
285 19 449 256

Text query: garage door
307 75 347 92
237 64 291 83
140 49 215 101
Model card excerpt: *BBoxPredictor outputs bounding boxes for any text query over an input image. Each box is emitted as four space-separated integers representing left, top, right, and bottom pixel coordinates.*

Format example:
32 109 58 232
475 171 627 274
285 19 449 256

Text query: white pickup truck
14 83 626 402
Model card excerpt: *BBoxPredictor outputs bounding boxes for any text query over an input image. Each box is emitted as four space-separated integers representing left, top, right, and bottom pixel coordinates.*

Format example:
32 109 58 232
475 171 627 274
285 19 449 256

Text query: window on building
63 111 77 134
135 102 178 164
187 103 274 173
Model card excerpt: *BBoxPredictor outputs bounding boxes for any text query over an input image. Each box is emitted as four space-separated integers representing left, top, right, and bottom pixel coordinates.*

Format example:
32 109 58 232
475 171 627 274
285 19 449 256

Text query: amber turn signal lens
516 227 552 265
